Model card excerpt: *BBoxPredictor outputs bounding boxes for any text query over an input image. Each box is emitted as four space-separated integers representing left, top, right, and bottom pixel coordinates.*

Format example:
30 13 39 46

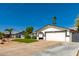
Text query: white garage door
46 32 66 41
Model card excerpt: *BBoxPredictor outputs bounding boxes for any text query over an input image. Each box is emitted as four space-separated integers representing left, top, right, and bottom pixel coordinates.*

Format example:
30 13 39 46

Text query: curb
76 49 79 56
73 48 79 56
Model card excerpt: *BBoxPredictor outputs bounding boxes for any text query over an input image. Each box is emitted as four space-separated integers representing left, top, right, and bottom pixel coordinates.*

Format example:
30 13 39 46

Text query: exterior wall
11 35 16 38
36 27 71 42
21 35 24 39
12 34 24 39
66 37 70 42
38 34 43 37
42 28 63 33
70 33 72 42
65 30 71 42
36 33 39 40
43 37 46 40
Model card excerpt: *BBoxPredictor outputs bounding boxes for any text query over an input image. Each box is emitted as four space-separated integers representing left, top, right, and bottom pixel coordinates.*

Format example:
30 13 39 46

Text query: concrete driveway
0 40 79 56
0 40 60 56
33 42 79 56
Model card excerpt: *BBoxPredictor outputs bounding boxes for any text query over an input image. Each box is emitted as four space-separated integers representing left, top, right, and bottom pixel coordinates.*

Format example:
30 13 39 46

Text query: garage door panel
46 32 66 41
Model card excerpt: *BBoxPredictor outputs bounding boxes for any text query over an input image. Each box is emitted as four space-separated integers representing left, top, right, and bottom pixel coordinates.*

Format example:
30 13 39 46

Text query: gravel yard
0 40 60 56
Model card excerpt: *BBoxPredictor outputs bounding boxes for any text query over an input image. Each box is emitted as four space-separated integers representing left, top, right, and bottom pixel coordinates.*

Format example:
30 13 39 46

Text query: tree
24 26 33 39
5 28 13 38
0 32 5 44
25 26 33 34
75 17 79 27
24 32 31 39
77 27 79 31
52 16 57 25
75 16 79 31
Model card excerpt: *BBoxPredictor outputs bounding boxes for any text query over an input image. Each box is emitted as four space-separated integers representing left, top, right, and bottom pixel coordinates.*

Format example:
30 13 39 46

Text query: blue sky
0 3 79 32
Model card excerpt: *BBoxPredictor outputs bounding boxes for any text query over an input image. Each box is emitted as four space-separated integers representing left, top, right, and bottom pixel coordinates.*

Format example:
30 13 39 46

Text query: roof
35 24 70 33
70 29 78 32
4 31 18 35
15 31 25 35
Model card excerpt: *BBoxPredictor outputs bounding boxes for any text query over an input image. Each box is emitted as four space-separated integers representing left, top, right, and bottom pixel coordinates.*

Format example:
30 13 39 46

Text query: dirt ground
0 40 61 56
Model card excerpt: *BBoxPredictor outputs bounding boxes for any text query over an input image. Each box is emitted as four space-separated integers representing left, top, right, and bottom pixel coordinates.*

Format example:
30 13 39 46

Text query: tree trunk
9 32 12 38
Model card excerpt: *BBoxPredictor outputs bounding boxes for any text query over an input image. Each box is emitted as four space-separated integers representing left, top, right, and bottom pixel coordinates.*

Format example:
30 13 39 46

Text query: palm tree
5 28 13 38
52 16 57 25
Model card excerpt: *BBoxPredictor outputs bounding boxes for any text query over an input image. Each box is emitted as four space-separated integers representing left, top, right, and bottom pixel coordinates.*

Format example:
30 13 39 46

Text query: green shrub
32 36 36 39
25 35 31 39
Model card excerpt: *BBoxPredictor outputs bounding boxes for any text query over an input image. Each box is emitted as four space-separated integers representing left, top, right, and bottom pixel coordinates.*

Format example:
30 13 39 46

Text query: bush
25 35 31 39
32 36 36 39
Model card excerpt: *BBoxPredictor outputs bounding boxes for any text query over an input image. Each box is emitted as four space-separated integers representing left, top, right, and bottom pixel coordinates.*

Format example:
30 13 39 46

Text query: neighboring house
14 31 25 39
34 25 78 42
11 31 35 39
4 31 17 38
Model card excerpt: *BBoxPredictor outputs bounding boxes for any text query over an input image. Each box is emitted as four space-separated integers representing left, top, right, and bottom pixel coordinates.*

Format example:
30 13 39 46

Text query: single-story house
9 24 79 42
34 25 79 42
13 31 25 39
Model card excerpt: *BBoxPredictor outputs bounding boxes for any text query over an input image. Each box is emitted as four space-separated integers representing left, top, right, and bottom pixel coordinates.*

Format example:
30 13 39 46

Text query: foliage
25 34 31 39
24 26 34 39
5 28 13 37
13 38 38 43
25 26 33 34
52 16 57 25
32 36 36 39
75 17 79 31
5 28 13 33
75 17 79 27
53 16 56 20
77 26 79 32
24 32 29 39
0 32 4 39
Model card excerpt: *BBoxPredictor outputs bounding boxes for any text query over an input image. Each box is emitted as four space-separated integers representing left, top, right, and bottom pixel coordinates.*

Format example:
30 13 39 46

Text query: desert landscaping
0 40 60 56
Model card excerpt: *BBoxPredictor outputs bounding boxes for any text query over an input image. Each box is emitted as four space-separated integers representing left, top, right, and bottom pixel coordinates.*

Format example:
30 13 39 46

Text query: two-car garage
45 31 66 41
36 25 71 42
